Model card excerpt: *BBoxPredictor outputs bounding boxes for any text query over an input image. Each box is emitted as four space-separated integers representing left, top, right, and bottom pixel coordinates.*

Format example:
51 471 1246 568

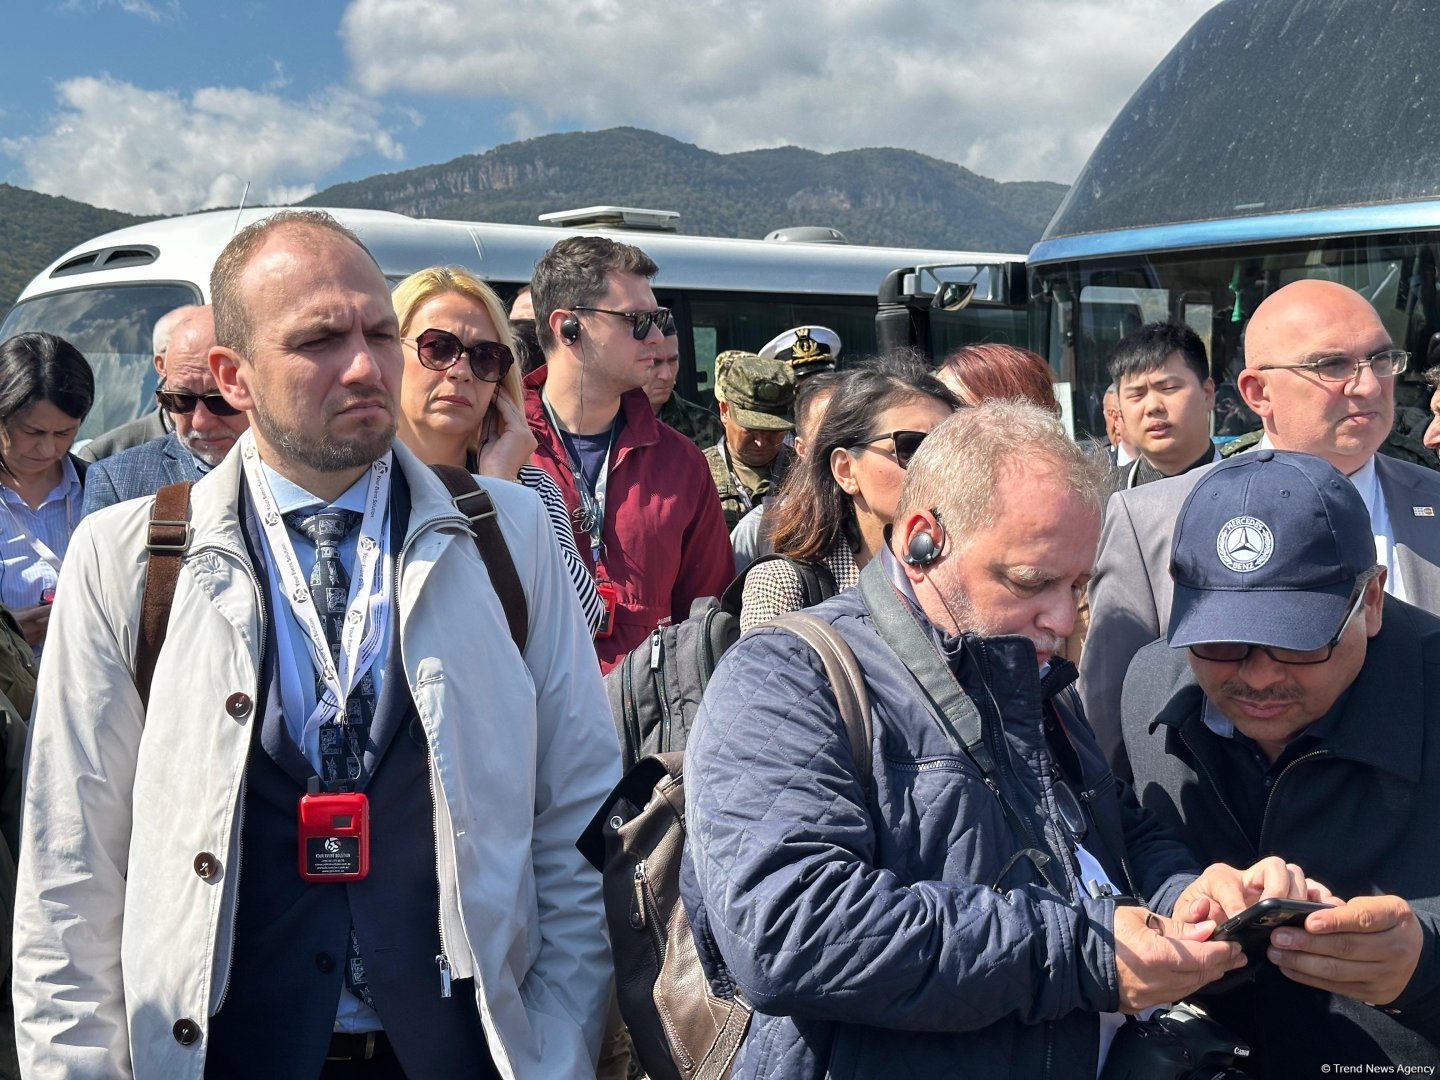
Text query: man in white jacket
13 209 620 1079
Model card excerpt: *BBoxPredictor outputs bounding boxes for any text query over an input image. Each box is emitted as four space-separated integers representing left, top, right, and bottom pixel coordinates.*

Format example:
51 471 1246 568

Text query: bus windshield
1033 231 1440 440
2 284 199 440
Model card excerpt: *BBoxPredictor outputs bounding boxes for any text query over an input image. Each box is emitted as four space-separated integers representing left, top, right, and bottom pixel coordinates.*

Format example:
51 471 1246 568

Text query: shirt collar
1 456 82 508
259 459 371 516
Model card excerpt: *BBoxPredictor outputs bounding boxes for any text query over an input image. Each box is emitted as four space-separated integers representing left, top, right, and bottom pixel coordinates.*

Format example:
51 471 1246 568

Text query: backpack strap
429 464 528 654
765 611 872 800
137 481 194 709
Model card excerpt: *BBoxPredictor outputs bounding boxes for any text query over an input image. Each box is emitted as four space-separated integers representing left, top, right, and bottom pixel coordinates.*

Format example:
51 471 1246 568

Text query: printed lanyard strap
239 431 392 734
542 392 615 564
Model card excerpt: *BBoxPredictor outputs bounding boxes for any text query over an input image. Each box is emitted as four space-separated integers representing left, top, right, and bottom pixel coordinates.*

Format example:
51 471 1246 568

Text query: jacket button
315 952 335 973
224 693 252 719
173 1018 200 1045
193 852 220 880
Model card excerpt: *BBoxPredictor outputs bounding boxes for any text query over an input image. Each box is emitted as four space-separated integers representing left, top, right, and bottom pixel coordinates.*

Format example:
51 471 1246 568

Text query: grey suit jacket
75 408 169 464
80 432 200 518
1080 452 1440 776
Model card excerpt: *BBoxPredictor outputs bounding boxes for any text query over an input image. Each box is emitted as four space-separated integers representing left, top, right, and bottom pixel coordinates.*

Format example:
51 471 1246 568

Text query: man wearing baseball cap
705 352 795 531
1121 449 1440 1077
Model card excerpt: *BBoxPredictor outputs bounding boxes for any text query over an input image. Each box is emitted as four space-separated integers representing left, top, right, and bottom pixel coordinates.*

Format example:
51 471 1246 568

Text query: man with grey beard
81 305 251 514
683 400 1318 1080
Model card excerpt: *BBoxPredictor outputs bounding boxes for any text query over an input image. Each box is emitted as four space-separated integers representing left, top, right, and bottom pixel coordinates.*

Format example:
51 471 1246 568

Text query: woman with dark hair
937 342 1061 414
0 332 94 653
740 355 959 630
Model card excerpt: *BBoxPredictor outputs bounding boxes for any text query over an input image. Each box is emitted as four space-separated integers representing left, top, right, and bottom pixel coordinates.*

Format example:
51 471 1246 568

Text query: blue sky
0 0 1216 216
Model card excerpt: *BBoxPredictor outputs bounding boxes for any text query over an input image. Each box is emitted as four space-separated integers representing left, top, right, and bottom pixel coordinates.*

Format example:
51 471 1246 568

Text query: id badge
297 790 370 882
595 579 618 638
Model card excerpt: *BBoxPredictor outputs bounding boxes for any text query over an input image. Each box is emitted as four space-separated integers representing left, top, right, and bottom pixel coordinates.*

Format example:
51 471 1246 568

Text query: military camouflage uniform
657 392 723 452
705 441 793 532
1221 421 1440 469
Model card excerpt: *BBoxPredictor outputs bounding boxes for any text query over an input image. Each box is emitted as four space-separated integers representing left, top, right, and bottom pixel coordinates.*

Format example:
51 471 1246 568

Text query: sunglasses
572 306 675 341
851 429 929 469
407 327 515 383
155 388 242 417
1187 583 1368 666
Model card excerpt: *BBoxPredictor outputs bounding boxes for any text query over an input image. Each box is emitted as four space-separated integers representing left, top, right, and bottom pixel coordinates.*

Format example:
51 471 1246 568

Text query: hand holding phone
1212 898 1330 958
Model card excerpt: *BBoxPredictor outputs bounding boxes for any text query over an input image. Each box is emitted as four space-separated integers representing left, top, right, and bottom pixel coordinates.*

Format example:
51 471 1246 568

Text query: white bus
0 206 1022 440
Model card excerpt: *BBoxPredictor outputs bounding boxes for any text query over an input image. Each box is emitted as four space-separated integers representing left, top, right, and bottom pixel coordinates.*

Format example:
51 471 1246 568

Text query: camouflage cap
759 325 842 375
715 352 795 431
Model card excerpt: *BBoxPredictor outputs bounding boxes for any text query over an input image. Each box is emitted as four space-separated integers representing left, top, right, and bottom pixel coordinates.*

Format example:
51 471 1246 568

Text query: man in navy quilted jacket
682 400 1329 1079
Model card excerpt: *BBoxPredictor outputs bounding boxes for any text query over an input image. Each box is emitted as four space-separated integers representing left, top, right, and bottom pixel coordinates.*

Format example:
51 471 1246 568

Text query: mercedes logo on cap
1216 515 1274 573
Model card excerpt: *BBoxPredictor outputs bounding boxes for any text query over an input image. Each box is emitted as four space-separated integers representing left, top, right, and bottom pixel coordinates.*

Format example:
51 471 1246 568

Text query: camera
1101 1002 1252 1080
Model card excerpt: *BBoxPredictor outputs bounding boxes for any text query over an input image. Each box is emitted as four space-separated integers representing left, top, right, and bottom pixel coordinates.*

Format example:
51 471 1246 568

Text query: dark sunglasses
155 388 242 417
407 327 515 383
572 306 675 341
851 429 929 469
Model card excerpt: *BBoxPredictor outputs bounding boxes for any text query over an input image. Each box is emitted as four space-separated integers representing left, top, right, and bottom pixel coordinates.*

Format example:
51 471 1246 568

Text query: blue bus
1027 0 1440 443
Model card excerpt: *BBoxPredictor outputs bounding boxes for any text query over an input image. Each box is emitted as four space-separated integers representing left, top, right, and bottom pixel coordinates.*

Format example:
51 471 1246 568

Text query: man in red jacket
526 235 733 671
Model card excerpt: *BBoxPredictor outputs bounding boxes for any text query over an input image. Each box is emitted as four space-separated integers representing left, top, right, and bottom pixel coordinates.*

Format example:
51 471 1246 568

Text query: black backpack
605 553 838 770
579 611 871 1080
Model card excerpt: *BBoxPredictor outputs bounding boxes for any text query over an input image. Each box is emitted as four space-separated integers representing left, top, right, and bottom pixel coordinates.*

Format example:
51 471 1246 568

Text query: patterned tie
284 507 377 1010
284 508 375 784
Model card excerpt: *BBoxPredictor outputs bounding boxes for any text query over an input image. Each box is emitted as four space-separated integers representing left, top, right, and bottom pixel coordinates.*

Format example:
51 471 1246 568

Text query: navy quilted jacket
681 588 1201 1079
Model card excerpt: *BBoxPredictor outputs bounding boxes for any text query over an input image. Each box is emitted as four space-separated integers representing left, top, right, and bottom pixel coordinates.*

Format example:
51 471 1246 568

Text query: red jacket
525 366 735 671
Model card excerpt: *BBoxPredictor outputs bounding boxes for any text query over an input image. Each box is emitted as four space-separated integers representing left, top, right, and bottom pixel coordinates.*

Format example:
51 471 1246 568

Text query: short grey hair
152 304 201 356
898 399 1111 543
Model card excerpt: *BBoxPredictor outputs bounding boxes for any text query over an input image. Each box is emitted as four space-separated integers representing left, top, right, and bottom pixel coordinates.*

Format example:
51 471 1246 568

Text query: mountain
0 184 149 311
304 128 1066 253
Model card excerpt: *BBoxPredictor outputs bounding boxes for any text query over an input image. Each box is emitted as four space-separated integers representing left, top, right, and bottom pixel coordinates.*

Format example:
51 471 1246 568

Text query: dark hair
793 369 845 440
530 235 658 353
767 353 960 561
508 319 546 376
0 332 94 470
939 342 1060 414
1107 321 1210 387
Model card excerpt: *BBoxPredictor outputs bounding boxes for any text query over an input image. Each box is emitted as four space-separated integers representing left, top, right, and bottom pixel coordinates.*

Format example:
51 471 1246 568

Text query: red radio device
297 791 370 882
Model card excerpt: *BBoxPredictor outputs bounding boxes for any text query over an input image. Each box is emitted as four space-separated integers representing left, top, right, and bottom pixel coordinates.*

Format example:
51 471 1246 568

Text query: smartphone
1213 898 1330 955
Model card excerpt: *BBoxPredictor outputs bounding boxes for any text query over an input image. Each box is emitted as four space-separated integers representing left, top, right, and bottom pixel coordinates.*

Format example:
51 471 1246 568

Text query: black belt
326 1030 393 1061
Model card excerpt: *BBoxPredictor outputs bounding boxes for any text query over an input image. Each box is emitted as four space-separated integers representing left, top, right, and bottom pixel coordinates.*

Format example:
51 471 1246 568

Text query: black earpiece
903 528 942 567
560 315 581 344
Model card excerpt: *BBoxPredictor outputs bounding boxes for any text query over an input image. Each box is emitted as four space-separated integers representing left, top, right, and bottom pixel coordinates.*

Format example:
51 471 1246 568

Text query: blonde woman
392 266 604 634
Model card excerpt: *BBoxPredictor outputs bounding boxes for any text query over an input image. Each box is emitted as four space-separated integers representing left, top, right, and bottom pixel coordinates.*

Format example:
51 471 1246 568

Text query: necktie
284 508 374 784
284 507 377 1010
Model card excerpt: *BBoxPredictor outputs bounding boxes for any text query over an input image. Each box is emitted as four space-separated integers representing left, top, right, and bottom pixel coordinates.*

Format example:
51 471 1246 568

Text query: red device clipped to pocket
297 790 370 882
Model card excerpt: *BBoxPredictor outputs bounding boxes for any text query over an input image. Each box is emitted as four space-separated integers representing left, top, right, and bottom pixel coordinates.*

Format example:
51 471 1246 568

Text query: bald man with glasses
1121 449 1440 1079
1082 280 1440 776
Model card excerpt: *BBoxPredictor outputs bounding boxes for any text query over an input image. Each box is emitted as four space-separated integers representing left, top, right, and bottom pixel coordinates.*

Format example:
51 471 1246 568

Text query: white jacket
13 443 620 1079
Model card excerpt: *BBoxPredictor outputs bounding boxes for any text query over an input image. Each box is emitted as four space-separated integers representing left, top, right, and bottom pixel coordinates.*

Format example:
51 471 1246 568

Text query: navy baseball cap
1168 450 1377 651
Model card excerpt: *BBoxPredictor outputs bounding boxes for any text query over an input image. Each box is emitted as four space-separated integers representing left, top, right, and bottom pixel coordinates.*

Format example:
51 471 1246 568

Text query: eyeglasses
155 388 242 417
572 306 674 340
1187 583 1368 666
850 430 929 469
1257 348 1410 383
406 328 515 383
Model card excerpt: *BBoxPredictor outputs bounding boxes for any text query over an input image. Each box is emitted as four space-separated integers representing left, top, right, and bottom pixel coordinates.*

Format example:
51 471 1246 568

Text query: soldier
759 324 842 384
648 321 722 450
705 352 795 531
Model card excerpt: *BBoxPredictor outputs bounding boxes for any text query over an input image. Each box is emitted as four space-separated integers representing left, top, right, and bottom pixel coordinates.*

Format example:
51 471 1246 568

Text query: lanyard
541 391 615 564
715 439 756 514
239 432 392 735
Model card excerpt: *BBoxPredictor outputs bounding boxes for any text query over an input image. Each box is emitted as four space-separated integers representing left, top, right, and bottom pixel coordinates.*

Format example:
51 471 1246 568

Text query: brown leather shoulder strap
137 481 193 709
429 464 528 654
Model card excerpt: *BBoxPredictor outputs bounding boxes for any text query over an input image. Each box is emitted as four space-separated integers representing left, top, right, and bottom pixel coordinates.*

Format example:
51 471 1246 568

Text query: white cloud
58 0 182 22
2 76 407 215
340 0 1217 182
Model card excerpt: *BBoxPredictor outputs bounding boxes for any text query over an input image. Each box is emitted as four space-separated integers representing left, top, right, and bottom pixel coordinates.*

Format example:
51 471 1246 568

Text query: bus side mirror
933 280 977 312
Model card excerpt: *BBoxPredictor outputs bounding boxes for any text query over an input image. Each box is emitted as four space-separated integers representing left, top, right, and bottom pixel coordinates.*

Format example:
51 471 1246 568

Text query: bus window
1 283 200 440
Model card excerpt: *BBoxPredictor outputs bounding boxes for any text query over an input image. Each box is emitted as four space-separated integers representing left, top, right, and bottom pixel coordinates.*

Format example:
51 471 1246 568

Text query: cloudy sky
1 0 1219 216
